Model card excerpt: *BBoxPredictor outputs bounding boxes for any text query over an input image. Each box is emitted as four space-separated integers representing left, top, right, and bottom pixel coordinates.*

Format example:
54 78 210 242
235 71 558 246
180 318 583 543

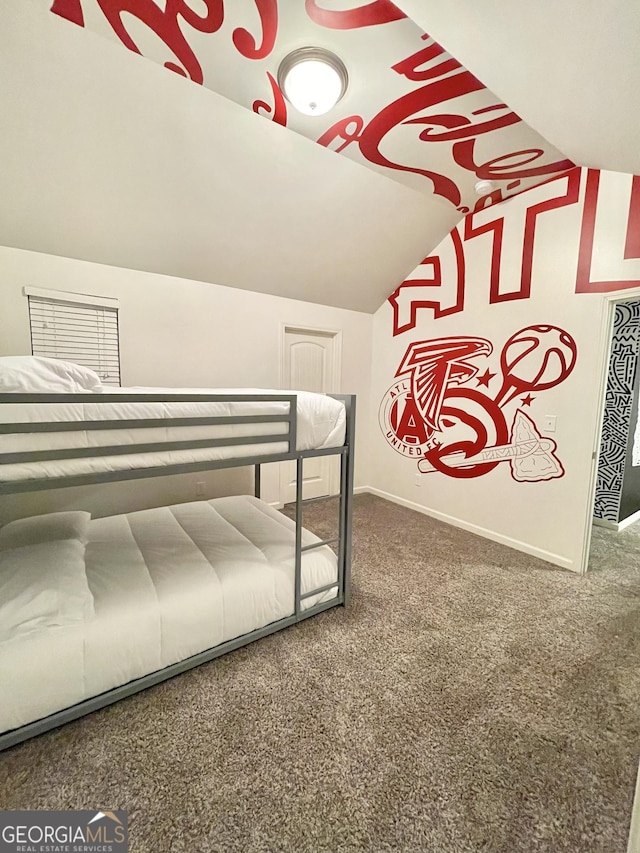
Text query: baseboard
365 487 575 571
628 761 640 853
619 508 640 531
592 517 619 530
593 508 640 532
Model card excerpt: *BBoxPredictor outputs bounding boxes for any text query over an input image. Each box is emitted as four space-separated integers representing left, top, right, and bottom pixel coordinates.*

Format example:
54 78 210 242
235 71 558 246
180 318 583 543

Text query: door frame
278 323 342 391
579 287 640 574
278 323 343 504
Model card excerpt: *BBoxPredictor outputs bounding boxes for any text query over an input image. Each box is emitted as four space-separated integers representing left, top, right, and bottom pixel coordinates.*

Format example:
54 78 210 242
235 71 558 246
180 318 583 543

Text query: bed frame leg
294 457 303 615
342 397 355 607
331 394 355 608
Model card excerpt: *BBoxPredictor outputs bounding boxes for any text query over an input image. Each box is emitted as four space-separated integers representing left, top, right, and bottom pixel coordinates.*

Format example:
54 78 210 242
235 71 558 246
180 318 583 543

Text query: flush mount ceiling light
475 179 498 195
277 47 348 117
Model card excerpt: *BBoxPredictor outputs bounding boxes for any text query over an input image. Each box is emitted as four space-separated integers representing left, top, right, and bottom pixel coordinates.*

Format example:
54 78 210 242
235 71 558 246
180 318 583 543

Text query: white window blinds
26 288 121 386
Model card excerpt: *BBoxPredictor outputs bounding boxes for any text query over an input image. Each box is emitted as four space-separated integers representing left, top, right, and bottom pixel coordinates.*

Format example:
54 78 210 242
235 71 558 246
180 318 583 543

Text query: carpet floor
1 494 639 853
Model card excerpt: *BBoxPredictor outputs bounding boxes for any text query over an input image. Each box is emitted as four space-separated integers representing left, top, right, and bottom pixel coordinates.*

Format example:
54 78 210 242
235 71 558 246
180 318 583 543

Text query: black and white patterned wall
594 300 640 522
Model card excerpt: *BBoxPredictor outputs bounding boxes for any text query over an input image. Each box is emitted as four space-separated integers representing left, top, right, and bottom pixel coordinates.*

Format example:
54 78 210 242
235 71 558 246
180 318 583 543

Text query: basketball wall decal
495 325 577 405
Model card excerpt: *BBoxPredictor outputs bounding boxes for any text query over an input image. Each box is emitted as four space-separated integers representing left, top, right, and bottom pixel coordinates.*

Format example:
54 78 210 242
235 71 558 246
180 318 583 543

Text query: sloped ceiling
49 0 574 211
0 2 458 313
1 1 590 313
394 0 640 177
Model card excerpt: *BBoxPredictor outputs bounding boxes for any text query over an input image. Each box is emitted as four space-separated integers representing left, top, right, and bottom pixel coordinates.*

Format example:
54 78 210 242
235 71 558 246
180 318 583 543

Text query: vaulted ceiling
1 2 637 312
48 0 574 211
393 0 640 179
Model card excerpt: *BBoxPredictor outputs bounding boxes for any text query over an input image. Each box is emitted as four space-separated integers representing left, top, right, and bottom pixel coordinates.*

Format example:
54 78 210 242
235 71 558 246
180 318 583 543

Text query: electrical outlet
195 481 205 497
542 415 557 433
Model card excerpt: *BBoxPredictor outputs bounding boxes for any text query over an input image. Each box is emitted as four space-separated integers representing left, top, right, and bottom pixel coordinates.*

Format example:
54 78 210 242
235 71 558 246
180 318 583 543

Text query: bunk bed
0 361 355 751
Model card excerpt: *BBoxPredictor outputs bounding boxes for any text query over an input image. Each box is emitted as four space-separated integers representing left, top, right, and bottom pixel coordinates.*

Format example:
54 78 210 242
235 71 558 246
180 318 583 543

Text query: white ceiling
0 2 460 314
395 0 640 176
2 1 638 315
56 0 574 212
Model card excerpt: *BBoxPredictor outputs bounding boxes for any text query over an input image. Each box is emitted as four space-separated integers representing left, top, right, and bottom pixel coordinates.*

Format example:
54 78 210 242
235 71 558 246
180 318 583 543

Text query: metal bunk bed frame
0 391 355 750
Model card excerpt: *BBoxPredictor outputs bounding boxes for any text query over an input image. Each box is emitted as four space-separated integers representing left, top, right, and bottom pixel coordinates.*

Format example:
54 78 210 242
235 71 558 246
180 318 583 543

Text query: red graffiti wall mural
389 168 640 336
379 326 578 482
380 167 640 487
372 167 640 566
576 170 640 293
48 0 573 210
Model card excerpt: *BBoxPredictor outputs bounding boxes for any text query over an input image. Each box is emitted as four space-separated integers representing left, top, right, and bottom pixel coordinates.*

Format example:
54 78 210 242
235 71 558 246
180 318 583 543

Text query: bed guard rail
0 392 301 493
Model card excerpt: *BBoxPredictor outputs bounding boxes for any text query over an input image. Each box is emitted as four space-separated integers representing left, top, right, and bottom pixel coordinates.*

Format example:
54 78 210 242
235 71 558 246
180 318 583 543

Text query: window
24 286 121 386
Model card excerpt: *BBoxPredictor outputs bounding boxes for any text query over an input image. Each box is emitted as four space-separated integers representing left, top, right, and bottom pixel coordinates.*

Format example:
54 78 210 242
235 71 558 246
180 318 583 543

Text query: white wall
369 167 640 572
0 246 372 523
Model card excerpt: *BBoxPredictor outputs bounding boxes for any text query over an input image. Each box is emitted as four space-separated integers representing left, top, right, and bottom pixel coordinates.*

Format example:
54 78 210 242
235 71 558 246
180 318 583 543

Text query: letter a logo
392 395 429 445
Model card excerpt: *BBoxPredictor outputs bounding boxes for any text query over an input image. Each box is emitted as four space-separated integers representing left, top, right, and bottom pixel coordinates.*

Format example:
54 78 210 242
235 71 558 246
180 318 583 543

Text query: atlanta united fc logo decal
379 379 429 458
379 326 578 482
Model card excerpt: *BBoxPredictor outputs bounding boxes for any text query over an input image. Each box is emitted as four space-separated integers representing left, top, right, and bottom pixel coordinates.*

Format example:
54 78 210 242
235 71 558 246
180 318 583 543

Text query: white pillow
0 511 91 551
0 540 94 642
0 356 102 393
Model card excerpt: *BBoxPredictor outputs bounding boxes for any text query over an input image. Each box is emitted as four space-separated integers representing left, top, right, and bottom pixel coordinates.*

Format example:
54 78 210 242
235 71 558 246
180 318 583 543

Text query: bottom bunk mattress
0 495 338 735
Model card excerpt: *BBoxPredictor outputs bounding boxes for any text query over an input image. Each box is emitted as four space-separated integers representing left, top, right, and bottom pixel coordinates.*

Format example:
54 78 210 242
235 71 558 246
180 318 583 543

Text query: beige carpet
1 494 639 853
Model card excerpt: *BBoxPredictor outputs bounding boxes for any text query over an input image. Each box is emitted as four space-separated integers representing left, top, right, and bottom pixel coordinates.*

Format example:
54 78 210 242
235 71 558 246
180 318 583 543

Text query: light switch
543 415 556 433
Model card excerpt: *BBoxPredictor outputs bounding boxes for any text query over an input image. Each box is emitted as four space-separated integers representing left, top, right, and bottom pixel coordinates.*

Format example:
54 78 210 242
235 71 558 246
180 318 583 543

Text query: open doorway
582 290 640 573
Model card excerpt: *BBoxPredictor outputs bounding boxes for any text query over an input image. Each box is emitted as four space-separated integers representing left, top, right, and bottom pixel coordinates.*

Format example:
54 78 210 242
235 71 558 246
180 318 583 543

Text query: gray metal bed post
289 397 302 617
332 395 355 606
344 395 355 606
294 457 303 616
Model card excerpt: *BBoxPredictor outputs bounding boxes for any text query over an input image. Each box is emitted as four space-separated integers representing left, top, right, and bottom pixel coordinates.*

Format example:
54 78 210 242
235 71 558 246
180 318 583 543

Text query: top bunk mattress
0 387 347 486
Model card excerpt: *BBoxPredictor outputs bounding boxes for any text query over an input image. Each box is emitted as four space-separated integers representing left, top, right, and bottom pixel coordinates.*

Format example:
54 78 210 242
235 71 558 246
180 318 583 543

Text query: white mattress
0 496 338 734
0 387 346 484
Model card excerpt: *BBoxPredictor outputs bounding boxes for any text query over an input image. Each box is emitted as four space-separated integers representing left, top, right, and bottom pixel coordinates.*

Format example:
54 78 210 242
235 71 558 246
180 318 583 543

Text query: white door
280 328 341 504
